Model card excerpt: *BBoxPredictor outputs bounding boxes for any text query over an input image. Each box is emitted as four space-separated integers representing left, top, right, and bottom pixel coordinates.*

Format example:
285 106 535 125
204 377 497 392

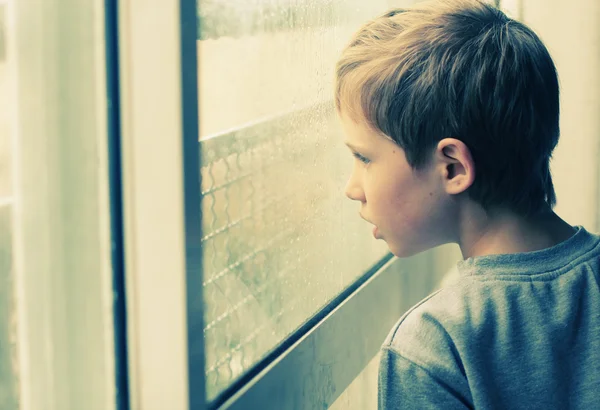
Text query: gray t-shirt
379 226 600 409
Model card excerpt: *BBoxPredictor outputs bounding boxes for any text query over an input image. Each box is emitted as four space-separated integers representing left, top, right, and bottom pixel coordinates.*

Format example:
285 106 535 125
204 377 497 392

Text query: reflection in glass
197 0 397 400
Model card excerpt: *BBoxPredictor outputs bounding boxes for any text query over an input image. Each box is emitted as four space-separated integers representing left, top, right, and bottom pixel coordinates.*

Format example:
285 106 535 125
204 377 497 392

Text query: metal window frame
104 0 130 408
117 0 204 409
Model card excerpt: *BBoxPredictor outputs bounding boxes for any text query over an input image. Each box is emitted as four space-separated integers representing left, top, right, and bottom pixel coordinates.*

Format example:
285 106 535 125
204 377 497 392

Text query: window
12 1 600 410
197 0 395 401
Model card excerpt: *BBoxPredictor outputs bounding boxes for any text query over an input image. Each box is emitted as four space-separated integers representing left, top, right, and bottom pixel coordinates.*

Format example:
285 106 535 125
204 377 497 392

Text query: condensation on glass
197 0 395 401
0 1 18 409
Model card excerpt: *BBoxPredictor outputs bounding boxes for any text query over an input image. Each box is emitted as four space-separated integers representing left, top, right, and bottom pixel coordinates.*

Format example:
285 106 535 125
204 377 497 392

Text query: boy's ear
435 138 475 195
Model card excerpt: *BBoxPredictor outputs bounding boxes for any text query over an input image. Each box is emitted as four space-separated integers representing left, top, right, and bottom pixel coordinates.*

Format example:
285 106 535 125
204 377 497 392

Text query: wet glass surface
197 0 394 400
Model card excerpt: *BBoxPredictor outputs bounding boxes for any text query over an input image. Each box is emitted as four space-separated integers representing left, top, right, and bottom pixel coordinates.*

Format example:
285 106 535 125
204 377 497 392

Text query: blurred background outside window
0 1 17 406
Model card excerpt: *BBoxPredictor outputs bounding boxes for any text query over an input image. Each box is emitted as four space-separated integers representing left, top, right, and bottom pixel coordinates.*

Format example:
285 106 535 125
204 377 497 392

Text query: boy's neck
458 205 577 260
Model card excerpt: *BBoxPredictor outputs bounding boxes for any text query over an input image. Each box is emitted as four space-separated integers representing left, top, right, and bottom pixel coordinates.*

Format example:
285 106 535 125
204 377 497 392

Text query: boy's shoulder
382 227 600 368
381 282 475 377
381 272 547 376
382 280 474 359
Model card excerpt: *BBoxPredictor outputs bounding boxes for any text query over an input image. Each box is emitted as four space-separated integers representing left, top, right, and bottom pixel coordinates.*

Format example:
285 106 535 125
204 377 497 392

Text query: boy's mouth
359 213 381 238
359 214 381 238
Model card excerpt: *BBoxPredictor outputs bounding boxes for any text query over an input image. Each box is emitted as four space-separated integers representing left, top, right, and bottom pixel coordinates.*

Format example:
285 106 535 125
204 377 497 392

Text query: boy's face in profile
341 111 456 257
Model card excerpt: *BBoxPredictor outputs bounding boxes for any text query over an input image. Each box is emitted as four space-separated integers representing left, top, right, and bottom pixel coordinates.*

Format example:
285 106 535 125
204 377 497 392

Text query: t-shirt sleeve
378 347 472 410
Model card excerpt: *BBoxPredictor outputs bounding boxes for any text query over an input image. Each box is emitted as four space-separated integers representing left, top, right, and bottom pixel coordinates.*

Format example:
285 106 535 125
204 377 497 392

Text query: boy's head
335 0 560 256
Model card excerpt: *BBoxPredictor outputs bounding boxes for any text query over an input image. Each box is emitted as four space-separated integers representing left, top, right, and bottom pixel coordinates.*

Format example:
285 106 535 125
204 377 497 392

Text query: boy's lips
360 214 381 238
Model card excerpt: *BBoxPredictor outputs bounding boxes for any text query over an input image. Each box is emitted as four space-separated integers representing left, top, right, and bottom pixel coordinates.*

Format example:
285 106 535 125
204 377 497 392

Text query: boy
334 0 600 408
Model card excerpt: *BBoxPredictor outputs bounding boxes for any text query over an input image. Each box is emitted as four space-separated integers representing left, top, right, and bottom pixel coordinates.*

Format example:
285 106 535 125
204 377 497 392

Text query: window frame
117 0 204 409
118 1 455 409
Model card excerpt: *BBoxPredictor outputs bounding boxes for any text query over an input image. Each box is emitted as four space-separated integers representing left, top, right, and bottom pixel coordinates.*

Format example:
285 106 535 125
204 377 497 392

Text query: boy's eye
353 151 371 164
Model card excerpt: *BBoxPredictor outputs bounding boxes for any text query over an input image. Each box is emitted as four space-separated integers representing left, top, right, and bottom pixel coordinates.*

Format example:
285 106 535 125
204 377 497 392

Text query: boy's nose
345 178 365 202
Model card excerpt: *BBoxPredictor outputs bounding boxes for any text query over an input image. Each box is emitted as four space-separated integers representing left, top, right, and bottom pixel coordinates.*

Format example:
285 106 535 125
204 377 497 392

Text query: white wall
522 0 600 231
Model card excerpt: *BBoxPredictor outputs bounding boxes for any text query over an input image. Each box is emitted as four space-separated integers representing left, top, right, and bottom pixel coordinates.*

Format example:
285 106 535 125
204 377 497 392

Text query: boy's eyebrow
344 142 366 152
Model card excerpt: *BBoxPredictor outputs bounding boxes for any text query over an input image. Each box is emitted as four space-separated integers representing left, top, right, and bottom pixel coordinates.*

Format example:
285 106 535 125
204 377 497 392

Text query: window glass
198 0 392 400
0 2 18 408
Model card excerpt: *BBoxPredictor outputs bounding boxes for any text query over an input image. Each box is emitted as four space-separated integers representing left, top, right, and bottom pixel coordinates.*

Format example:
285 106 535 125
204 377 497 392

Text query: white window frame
117 0 204 409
